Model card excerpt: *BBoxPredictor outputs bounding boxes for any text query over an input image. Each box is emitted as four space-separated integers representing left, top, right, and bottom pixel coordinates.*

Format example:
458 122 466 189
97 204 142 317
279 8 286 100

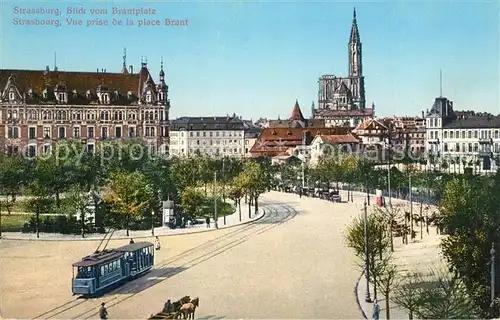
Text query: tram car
72 242 154 296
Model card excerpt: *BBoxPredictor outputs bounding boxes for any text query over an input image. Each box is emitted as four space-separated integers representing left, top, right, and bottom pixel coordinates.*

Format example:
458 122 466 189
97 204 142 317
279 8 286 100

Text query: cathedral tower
348 8 362 77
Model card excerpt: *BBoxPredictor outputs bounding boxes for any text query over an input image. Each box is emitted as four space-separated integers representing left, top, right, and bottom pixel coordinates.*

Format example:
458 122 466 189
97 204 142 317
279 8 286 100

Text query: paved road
0 191 363 319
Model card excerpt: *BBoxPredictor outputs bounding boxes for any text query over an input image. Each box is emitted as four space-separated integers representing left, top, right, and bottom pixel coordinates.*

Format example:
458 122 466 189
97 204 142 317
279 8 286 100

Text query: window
101 127 108 139
129 127 135 138
58 127 66 139
115 127 122 138
461 131 465 139
44 127 51 139
495 143 499 153
468 131 472 139
27 145 36 158
496 131 499 139
9 91 15 100
444 131 448 139
450 131 454 139
101 93 109 104
455 143 460 152
73 127 80 138
87 144 94 153
444 143 448 152
43 144 51 154
468 143 473 152
58 93 66 103
474 143 478 152
474 131 478 139
146 92 152 103
7 127 19 138
29 127 36 139
88 127 94 138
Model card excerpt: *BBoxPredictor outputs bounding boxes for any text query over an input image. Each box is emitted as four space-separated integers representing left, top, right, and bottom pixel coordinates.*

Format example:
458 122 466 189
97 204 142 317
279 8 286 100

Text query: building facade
168 115 248 158
0 59 170 156
425 96 500 172
312 9 375 127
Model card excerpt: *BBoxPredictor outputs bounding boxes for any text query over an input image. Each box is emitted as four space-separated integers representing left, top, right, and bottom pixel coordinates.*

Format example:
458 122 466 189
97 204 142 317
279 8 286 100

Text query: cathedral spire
121 48 129 74
349 7 360 44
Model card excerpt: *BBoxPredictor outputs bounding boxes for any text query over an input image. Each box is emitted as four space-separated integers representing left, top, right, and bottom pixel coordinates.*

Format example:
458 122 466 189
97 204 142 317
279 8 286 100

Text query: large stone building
0 58 170 156
169 115 254 158
312 9 375 127
425 96 500 172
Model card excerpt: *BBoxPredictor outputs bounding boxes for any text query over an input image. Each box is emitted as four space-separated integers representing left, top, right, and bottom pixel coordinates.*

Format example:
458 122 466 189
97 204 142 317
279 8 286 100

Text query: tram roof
116 241 153 252
72 250 124 267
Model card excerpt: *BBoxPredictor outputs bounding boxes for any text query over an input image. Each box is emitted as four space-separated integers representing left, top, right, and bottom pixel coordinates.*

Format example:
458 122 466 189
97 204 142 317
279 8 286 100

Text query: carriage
149 296 199 319
72 241 154 296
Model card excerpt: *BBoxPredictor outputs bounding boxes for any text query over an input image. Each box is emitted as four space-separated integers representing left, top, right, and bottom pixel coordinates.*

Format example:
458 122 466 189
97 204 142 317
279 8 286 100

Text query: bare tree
392 271 426 319
375 203 404 252
374 258 398 319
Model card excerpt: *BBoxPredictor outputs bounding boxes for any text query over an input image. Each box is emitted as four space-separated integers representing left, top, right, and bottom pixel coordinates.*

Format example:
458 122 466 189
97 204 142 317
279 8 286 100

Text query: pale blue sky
1 1 498 120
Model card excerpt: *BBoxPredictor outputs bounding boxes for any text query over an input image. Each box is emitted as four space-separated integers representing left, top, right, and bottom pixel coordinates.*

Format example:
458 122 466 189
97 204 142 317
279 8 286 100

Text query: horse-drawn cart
149 296 199 320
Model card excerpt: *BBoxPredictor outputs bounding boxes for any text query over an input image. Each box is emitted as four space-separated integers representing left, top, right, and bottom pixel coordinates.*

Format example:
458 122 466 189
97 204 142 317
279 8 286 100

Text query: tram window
104 265 109 274
101 266 104 276
117 260 121 268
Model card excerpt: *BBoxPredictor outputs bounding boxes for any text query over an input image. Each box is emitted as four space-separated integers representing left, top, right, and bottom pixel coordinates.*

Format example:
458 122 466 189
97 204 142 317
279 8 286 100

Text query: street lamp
363 199 372 302
151 209 155 236
213 172 219 229
491 242 496 316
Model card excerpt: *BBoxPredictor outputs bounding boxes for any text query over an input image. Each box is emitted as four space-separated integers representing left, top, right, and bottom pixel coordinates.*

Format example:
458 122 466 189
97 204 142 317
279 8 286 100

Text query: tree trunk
389 219 394 252
366 184 370 205
81 208 85 238
385 290 391 319
55 192 61 208
238 199 242 221
248 201 251 218
254 197 259 214
36 204 40 238
371 252 377 299
409 310 413 320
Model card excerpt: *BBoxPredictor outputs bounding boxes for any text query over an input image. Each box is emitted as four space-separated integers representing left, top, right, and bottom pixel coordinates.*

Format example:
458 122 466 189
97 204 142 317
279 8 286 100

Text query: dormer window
159 92 164 101
86 90 92 99
101 93 109 104
9 91 15 101
72 89 78 99
28 89 33 97
58 93 67 103
127 91 133 100
146 91 152 103
43 89 48 99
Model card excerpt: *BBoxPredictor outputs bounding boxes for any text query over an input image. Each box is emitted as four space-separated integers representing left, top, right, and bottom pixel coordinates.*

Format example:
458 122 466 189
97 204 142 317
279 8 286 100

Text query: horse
171 296 191 318
179 297 199 319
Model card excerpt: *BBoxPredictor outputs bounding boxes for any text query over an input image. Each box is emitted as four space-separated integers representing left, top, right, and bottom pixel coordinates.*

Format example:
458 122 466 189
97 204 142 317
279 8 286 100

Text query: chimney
104 69 106 73
97 68 99 73
45 65 49 72
421 111 424 119
129 65 133 73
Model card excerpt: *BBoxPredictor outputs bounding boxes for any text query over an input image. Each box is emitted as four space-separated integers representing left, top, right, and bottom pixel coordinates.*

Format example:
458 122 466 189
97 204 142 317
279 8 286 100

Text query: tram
72 241 154 296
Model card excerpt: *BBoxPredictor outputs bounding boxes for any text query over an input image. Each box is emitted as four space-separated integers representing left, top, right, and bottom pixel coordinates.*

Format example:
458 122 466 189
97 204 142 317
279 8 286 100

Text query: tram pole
0 201 2 238
36 203 40 239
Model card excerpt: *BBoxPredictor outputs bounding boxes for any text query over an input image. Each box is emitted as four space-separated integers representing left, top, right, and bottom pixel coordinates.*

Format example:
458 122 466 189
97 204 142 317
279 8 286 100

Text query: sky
0 0 498 121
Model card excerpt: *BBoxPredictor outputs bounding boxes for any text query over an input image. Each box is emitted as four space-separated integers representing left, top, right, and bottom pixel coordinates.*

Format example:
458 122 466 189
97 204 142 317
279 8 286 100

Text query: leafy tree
228 183 244 222
374 259 398 319
0 154 31 213
439 173 500 317
101 171 154 236
179 186 205 219
64 185 92 238
374 204 404 252
236 162 269 217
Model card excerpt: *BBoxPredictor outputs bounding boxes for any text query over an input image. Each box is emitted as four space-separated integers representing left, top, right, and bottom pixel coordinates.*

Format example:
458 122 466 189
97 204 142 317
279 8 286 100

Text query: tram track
33 202 298 320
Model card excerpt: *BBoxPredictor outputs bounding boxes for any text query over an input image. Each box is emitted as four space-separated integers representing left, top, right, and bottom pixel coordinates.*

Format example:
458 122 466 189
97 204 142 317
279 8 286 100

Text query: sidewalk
0 203 265 241
356 224 444 319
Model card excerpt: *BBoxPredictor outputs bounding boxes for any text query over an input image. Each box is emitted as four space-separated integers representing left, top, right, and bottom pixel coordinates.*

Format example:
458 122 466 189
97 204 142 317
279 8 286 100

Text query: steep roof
250 127 351 156
170 116 246 131
290 100 305 121
316 134 360 144
0 67 151 96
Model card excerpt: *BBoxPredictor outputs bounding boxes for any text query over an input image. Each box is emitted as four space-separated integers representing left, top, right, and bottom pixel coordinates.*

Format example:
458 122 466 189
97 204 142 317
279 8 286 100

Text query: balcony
479 138 493 144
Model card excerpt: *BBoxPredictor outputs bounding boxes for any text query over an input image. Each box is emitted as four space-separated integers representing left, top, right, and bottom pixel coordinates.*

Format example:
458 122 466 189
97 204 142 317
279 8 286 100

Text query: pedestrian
154 236 161 250
299 188 302 198
99 302 108 320
129 238 134 244
206 216 210 228
372 299 380 320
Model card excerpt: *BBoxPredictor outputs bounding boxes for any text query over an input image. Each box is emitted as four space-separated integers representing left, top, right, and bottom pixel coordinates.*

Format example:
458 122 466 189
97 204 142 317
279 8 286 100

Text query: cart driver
163 299 172 313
